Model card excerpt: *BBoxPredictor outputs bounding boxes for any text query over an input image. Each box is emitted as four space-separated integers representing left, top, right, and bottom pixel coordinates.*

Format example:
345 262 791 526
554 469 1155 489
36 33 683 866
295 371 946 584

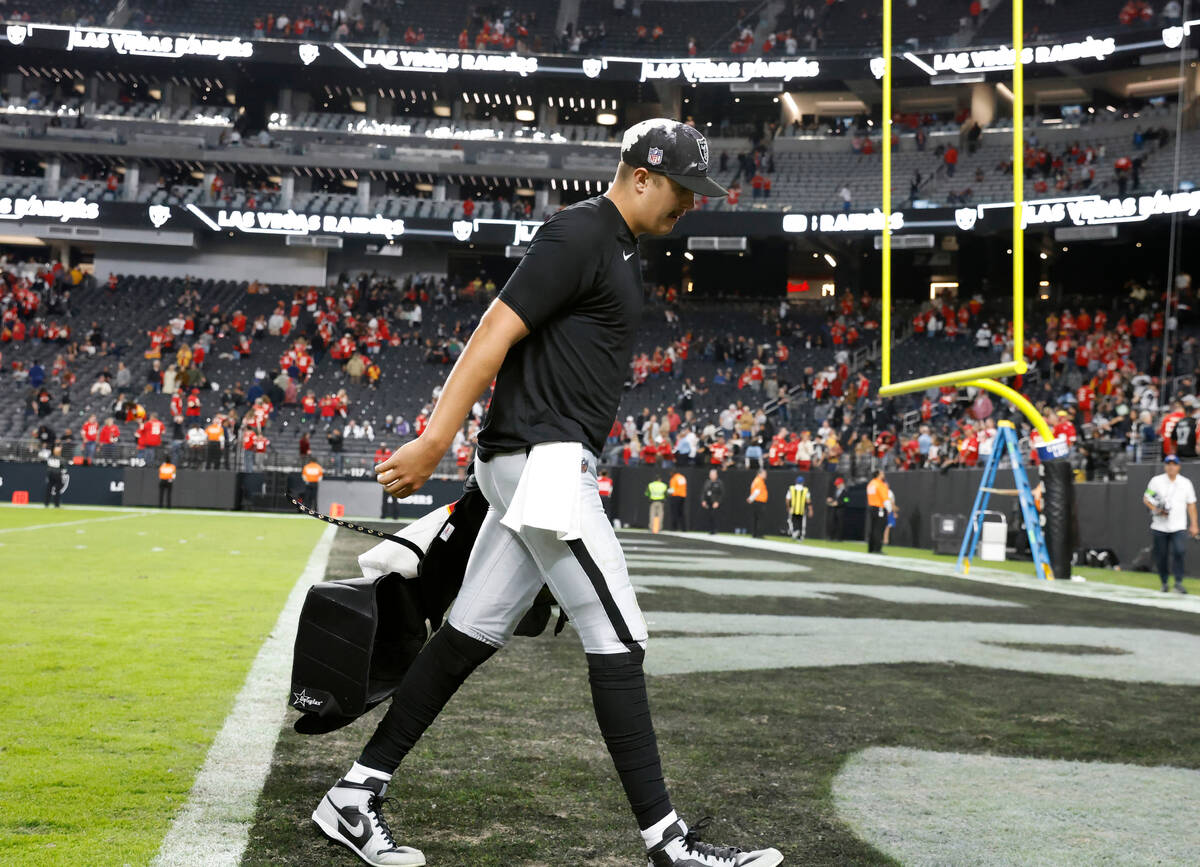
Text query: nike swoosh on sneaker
623 250 635 261
334 803 372 848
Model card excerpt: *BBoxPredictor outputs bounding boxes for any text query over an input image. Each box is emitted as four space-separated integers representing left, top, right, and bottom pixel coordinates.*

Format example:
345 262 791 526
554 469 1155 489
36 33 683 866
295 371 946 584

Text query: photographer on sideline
1143 454 1199 594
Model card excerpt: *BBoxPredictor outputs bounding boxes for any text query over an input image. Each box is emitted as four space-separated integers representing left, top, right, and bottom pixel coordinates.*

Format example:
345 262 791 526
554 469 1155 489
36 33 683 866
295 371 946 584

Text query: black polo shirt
477 195 642 460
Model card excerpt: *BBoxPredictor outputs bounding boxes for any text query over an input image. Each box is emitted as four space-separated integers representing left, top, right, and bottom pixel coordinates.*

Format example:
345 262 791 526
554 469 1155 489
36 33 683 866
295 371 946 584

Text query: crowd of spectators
6 252 1200 488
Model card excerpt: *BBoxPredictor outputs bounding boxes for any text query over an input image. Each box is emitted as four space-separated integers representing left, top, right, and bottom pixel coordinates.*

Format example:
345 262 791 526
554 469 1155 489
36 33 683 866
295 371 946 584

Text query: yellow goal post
876 0 1053 443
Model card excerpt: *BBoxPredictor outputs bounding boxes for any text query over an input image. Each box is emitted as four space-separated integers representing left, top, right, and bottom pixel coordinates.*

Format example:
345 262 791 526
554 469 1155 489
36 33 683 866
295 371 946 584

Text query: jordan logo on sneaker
335 803 372 847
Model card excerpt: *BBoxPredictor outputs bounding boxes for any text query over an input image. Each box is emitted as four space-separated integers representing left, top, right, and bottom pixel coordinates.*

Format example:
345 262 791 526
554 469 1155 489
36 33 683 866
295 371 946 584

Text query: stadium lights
515 108 535 122
1040 251 1048 259
823 253 837 267
433 102 451 117
597 112 617 125
1038 280 1050 287
781 92 800 123
683 251 694 261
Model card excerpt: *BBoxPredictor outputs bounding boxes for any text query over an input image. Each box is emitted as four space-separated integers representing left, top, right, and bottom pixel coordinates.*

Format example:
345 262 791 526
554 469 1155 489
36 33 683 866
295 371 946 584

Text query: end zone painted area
669 532 1200 616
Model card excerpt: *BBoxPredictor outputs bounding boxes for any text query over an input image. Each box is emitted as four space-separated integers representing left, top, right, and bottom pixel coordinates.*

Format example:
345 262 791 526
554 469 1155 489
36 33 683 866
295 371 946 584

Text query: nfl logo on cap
647 147 663 166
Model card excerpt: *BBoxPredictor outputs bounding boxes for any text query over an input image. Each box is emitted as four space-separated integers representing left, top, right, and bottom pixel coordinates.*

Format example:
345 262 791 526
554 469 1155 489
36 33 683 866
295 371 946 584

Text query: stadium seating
1 272 853 473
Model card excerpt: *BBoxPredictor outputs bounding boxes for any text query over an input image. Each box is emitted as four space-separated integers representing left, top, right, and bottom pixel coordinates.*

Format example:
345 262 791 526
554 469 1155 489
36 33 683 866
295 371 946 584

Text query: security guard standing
747 468 768 538
786 474 814 540
204 415 224 470
866 469 890 553
158 459 177 509
44 444 64 508
826 476 849 540
700 468 723 535
302 459 324 508
646 475 668 533
667 469 688 531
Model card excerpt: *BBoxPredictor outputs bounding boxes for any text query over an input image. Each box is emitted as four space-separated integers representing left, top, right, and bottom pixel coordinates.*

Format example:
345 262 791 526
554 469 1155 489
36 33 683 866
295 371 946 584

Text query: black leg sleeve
587 648 673 831
359 624 498 774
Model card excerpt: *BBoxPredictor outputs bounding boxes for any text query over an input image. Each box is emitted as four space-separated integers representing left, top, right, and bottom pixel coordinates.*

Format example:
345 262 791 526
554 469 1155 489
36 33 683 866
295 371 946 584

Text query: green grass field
4 506 1200 866
0 506 324 867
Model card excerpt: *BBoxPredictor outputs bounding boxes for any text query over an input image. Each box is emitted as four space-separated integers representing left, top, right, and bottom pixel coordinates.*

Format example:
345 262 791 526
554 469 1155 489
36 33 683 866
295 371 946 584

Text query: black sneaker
647 818 783 867
1175 584 1188 594
1161 584 1171 593
312 777 425 866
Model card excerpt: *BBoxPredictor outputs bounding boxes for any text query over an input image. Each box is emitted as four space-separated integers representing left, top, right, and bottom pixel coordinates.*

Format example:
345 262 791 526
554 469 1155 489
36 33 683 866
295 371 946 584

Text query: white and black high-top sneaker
312 777 426 866
647 818 783 867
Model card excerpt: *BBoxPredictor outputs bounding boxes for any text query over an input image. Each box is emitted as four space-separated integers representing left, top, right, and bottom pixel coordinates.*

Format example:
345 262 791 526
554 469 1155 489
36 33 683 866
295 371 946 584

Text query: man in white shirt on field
1143 454 1199 593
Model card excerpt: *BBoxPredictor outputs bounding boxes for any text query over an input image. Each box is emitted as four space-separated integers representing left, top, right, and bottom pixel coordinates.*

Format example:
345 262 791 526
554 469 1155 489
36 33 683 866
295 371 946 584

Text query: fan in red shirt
302 392 318 416
1052 411 1077 447
186 389 202 417
99 418 120 446
874 429 896 459
958 429 980 467
1160 403 1186 455
81 415 99 462
1076 383 1096 423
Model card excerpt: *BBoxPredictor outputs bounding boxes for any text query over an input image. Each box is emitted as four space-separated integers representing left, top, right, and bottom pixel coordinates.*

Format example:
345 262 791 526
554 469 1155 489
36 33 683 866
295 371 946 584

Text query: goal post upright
875 0 1052 444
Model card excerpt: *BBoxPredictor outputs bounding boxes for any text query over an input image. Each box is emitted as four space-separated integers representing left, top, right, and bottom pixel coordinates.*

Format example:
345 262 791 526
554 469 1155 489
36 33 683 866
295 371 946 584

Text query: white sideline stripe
0 511 150 534
152 523 337 867
662 532 1200 616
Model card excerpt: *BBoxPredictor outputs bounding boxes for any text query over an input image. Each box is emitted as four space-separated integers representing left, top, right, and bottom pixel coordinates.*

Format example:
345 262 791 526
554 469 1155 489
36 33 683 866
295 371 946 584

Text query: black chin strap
289 496 425 560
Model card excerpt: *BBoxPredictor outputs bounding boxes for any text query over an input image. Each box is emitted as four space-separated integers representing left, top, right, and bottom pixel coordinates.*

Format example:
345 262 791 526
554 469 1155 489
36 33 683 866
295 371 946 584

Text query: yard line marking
671 533 1200 615
0 512 149 534
152 523 336 867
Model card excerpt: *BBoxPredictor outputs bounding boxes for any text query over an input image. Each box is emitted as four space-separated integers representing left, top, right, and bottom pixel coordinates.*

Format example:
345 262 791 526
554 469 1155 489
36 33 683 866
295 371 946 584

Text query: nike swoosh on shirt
623 250 635 261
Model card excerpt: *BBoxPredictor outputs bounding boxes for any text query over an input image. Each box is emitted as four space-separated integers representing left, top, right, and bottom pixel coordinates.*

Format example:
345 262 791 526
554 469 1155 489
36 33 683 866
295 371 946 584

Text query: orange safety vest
867 478 890 508
749 477 768 503
668 473 687 498
302 462 324 483
206 422 223 441
158 462 177 482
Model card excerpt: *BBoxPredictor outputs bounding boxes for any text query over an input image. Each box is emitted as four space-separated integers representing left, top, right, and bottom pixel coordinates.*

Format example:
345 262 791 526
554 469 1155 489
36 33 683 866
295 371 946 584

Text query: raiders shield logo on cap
647 147 663 166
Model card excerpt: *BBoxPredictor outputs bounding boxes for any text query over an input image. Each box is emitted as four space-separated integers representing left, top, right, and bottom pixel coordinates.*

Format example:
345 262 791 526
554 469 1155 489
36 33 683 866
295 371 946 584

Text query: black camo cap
620 118 729 198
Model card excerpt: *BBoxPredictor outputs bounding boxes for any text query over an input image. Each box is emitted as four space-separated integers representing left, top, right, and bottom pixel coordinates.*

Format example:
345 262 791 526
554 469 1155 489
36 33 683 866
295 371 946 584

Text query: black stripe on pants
567 538 640 652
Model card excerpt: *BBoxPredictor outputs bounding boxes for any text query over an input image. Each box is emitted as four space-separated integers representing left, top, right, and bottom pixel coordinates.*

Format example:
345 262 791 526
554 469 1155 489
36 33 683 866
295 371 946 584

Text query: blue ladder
957 421 1054 580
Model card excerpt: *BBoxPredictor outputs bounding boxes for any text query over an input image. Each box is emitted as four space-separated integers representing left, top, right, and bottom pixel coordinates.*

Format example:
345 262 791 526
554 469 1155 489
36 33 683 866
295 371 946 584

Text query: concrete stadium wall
0 458 1174 568
122 467 240 509
0 460 125 506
